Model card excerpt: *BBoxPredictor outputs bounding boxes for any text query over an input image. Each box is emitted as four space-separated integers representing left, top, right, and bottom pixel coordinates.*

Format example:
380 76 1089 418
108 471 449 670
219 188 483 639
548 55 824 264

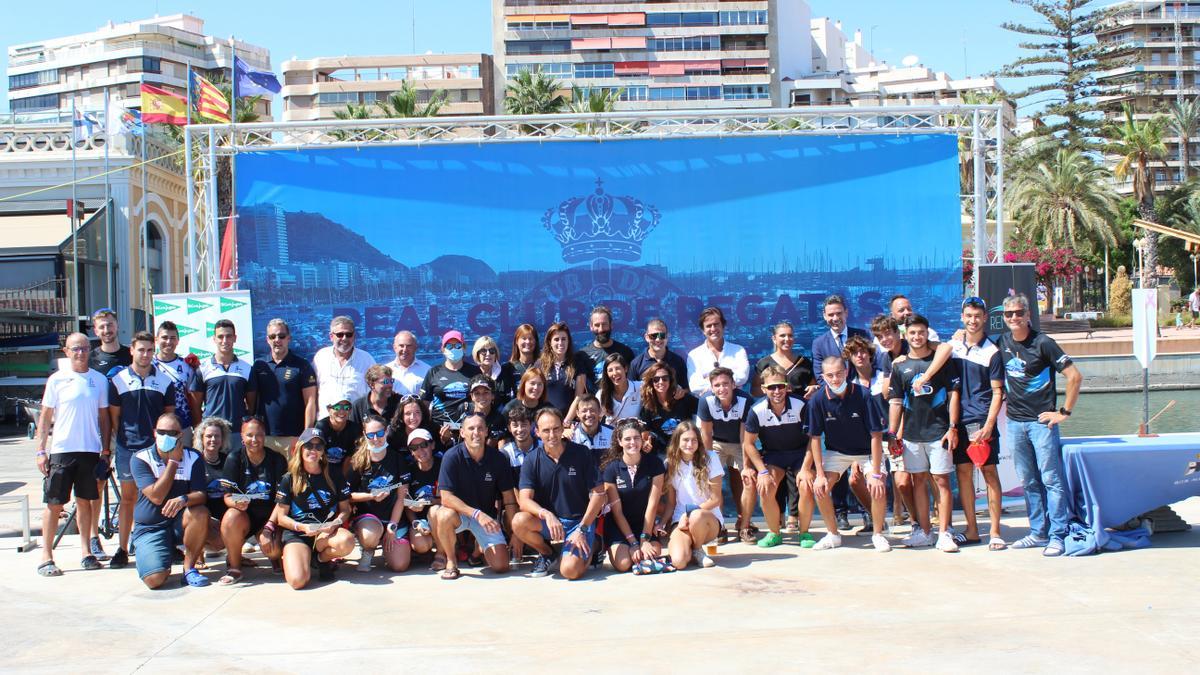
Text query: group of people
34 291 1083 588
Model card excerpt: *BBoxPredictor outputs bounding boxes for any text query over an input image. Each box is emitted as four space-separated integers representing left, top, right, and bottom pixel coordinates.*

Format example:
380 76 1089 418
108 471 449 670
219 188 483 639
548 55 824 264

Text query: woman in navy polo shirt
601 419 666 572
538 322 587 413
663 421 723 569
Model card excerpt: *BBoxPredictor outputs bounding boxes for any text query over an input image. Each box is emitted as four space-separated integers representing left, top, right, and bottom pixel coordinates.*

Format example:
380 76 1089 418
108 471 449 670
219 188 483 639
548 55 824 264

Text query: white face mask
828 379 848 395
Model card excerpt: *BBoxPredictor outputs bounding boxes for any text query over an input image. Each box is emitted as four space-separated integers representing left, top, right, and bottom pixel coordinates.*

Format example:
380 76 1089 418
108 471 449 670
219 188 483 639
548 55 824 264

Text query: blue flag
234 56 281 96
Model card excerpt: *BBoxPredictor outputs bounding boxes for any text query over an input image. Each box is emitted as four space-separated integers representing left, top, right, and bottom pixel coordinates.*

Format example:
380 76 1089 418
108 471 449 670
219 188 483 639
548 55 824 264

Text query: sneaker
871 533 892 552
89 537 110 562
862 512 874 533
109 547 129 569
357 549 374 573
901 529 932 548
936 531 960 553
1042 541 1065 557
1011 534 1049 549
812 533 842 550
836 510 851 532
692 547 716 568
80 555 102 570
530 555 552 577
756 531 783 548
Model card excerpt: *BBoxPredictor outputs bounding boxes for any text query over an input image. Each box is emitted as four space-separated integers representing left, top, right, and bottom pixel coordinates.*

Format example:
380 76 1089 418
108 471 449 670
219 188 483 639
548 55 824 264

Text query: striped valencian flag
190 70 231 123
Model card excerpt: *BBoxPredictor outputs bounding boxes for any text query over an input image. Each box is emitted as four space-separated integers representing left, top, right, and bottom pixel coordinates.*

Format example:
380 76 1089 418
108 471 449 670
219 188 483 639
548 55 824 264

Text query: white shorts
822 450 883 477
712 440 743 471
901 440 953 475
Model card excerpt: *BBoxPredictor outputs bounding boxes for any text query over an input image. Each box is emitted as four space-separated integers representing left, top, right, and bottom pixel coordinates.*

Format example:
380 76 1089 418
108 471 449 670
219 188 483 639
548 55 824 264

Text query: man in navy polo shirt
629 318 687 383
431 413 516 580
808 356 889 552
250 318 317 456
697 366 753 543
812 294 869 384
742 365 812 548
107 330 176 569
129 412 209 589
513 407 606 580
191 320 257 451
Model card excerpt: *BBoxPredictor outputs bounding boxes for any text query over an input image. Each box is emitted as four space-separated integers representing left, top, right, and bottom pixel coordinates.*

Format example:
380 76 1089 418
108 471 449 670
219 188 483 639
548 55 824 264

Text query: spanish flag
139 84 187 125
190 70 231 124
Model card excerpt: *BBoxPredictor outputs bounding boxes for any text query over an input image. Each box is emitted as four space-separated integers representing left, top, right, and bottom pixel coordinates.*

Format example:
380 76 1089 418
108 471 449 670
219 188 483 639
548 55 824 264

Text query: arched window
145 221 165 294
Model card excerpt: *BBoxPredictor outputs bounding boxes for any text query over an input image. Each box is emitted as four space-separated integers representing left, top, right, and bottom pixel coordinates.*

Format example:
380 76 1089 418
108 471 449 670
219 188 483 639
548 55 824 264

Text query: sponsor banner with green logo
153 291 253 367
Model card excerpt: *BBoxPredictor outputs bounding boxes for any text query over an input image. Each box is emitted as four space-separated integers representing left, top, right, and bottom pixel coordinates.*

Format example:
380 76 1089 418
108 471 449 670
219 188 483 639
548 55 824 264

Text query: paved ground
1 431 1197 673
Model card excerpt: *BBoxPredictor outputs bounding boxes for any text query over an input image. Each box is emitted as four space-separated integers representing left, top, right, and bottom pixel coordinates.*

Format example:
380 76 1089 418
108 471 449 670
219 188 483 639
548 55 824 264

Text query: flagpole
228 36 238 290
103 87 113 309
70 97 80 320
141 78 150 327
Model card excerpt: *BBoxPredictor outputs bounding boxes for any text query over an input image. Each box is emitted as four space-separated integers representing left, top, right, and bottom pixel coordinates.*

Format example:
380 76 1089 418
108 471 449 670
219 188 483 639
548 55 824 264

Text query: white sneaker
692 548 716 568
901 529 932 548
871 533 892 552
812 533 842 550
936 531 960 553
357 549 374 572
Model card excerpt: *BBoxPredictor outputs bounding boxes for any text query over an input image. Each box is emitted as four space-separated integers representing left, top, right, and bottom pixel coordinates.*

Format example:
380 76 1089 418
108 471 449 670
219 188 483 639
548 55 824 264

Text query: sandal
739 528 757 544
37 560 63 577
988 536 1008 551
218 569 243 585
440 567 462 580
430 555 447 572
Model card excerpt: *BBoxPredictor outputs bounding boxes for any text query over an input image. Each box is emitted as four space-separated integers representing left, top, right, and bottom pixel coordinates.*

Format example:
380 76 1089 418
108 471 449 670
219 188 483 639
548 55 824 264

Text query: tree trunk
1138 200 1159 288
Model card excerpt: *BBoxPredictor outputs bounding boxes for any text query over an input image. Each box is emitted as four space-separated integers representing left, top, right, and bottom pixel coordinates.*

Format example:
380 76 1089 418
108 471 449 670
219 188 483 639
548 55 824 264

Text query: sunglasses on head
962 296 986 310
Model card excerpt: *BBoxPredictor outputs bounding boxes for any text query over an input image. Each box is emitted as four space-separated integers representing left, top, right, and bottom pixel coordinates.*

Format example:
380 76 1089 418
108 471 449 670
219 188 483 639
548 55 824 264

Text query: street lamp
1133 237 1145 286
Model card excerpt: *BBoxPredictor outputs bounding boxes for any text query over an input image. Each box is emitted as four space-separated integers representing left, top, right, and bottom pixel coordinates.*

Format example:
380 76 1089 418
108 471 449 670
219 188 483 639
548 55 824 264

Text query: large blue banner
235 134 962 363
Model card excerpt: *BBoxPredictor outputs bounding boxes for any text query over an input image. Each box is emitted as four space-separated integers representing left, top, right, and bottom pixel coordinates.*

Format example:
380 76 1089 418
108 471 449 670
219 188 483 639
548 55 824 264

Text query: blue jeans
1007 420 1070 543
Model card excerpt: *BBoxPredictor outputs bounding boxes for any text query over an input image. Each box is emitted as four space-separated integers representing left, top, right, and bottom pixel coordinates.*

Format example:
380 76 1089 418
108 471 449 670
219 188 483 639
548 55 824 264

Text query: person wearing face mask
808 356 890 552
472 336 515 406
345 415 411 573
686 306 749 396
313 316 376 419
351 365 400 425
663 421 723 569
129 412 210 588
600 418 666 573
419 330 480 445
217 416 286 585
578 305 636 393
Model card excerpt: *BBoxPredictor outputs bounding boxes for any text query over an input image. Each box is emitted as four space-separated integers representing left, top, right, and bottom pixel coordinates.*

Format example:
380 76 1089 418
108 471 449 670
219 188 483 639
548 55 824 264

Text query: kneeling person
431 413 516 580
346 414 411 573
129 413 210 589
513 408 606 579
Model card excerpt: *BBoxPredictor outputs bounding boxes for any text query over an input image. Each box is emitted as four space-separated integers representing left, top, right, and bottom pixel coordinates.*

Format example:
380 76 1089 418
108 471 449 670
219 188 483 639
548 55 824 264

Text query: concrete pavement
1 431 1197 673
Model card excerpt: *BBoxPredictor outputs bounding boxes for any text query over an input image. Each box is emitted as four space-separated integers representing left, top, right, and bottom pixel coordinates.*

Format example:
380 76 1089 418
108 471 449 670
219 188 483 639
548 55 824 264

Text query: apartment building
492 0 812 111
6 14 272 118
280 54 495 121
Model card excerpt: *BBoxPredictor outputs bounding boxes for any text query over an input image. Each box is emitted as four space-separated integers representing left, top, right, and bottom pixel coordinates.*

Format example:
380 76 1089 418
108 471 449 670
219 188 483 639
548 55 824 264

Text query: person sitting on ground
400 428 441 564
129 412 210 589
600 419 666 573
217 416 286 585
513 408 606 580
662 420 723 569
430 413 516 580
197 416 230 565
272 428 355 589
345 414 411 574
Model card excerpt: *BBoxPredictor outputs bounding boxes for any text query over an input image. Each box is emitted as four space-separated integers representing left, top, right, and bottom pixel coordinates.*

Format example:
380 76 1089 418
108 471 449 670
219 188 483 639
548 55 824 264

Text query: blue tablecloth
1062 433 1200 547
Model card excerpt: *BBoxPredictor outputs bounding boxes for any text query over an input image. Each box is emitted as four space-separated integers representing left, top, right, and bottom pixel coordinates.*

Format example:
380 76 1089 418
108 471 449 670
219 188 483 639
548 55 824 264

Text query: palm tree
377 80 448 118
1167 98 1200 180
1008 148 1120 250
1109 103 1168 286
569 86 622 134
331 103 380 141
504 70 566 135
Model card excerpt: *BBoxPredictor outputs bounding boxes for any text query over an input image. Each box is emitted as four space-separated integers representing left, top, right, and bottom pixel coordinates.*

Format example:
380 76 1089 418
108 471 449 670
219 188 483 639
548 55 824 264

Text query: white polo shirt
313 346 376 417
384 357 432 397
41 367 109 454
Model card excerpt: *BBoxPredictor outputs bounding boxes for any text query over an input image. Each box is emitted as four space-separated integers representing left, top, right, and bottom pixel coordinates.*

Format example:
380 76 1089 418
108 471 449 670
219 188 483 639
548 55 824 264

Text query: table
1061 433 1200 547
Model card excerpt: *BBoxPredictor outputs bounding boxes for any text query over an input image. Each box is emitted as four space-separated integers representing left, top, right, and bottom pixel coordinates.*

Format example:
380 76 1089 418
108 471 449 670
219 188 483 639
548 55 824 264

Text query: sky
1 0 1044 115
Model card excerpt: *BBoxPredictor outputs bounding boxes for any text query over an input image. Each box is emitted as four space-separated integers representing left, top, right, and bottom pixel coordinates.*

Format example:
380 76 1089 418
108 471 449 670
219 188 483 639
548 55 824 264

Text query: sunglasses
68 346 91 353
478 347 498 356
155 428 181 437
329 403 352 412
764 383 788 391
365 429 387 440
377 378 395 386
267 333 289 340
1003 309 1026 318
651 375 671 383
647 332 667 341
333 331 355 339
409 440 432 451
962 296 986 310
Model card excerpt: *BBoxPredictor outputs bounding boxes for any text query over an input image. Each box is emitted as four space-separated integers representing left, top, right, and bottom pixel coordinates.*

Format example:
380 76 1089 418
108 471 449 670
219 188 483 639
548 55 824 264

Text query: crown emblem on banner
542 179 660 263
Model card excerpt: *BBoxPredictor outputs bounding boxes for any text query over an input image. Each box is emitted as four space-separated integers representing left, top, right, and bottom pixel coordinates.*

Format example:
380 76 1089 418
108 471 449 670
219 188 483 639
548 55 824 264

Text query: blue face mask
157 433 179 453
444 346 464 362
828 379 848 396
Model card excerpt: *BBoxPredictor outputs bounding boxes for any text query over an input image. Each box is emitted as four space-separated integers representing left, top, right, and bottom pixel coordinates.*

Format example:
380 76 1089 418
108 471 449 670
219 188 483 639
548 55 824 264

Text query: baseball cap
327 390 353 406
407 428 433 446
441 330 464 347
297 427 326 446
469 374 494 393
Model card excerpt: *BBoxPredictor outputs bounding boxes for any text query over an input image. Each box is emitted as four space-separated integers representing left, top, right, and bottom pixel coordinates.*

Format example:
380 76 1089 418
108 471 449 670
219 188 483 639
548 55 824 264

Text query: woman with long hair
662 421 723 569
345 415 410 573
508 323 540 379
597 353 642 425
538 322 587 413
753 321 815 398
387 395 442 453
502 366 551 418
600 419 665 572
638 361 698 454
272 429 355 589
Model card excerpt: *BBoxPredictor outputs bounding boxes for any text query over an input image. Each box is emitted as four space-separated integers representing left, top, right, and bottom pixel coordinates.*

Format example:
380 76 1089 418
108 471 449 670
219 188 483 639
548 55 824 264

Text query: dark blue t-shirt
601 453 665 538
250 352 317 437
630 349 687 385
807 383 884 456
951 335 1004 425
108 365 175 450
745 396 809 453
130 447 205 530
192 357 257 431
518 441 600 521
697 390 752 443
437 443 515 518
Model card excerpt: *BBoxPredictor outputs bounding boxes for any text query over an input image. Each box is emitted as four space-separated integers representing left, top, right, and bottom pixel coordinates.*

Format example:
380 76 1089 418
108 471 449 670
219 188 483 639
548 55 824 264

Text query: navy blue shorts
763 450 807 472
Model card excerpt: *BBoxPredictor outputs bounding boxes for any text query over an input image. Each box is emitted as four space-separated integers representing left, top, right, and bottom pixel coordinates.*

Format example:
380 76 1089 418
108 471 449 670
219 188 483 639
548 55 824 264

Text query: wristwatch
1058 407 1072 417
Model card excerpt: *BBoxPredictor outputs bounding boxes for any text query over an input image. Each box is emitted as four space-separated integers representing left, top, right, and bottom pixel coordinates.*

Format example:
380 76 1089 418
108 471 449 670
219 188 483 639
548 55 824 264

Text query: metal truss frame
185 105 1005 292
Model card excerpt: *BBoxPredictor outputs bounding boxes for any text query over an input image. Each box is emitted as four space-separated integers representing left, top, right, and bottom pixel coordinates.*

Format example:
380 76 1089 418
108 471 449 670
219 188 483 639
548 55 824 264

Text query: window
142 57 162 73
720 10 768 26
507 62 572 77
576 85 645 101
10 93 58 112
509 19 569 30
686 86 721 100
505 40 571 55
725 84 770 100
8 68 57 90
649 86 720 102
574 63 614 78
317 92 359 106
648 36 720 52
646 11 718 27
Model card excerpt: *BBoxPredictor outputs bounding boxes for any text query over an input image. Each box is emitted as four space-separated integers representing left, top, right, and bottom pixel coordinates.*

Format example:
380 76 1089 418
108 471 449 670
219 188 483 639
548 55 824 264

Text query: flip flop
988 536 1008 551
430 555 447 572
440 567 461 580
37 560 63 577
961 537 982 546
218 569 243 585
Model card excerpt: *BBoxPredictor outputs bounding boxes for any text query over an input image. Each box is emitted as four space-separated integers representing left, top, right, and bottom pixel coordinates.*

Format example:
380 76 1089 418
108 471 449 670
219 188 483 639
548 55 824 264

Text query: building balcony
282 78 484 97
